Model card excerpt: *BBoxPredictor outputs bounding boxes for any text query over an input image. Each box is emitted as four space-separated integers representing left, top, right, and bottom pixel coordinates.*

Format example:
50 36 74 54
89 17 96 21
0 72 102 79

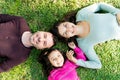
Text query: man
0 14 55 73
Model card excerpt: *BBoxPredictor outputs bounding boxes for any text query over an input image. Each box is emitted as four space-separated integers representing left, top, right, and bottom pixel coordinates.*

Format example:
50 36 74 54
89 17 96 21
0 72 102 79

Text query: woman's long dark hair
50 9 79 42
38 48 66 77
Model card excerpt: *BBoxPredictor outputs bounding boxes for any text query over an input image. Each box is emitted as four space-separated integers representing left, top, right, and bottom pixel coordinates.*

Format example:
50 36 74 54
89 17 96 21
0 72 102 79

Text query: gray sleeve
76 2 120 22
76 46 102 69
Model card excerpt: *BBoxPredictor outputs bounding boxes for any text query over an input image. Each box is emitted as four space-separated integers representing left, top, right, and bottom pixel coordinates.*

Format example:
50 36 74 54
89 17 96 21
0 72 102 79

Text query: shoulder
77 21 89 26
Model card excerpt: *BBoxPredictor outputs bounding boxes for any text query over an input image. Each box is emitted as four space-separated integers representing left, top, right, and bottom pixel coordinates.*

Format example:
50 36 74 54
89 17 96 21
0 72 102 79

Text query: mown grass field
0 0 120 80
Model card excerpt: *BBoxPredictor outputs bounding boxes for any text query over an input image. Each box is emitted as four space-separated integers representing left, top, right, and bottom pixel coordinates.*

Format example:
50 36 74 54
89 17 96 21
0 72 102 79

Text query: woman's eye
43 41 47 46
65 24 67 28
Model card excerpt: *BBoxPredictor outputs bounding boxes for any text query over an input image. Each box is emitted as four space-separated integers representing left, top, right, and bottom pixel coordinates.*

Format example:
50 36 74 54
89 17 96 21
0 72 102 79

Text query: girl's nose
56 58 60 62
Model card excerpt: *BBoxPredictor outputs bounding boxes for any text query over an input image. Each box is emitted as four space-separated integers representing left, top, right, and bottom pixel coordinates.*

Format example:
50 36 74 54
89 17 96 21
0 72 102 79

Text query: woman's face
48 50 64 67
30 31 54 49
58 22 77 38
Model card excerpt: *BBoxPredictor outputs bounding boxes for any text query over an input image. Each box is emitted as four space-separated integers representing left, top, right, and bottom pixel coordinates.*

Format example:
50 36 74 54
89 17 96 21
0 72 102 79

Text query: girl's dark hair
38 48 66 77
50 9 78 42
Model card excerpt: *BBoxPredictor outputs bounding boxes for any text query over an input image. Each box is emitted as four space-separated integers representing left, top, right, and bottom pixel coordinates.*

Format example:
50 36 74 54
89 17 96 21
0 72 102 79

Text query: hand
66 50 77 63
116 12 120 25
68 42 76 49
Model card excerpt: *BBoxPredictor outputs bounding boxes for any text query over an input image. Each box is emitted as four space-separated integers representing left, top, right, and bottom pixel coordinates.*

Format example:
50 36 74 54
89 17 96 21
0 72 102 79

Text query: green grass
0 0 120 80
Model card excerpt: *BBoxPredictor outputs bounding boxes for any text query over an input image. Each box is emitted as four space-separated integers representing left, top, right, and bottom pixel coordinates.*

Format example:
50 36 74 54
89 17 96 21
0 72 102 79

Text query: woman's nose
67 28 72 32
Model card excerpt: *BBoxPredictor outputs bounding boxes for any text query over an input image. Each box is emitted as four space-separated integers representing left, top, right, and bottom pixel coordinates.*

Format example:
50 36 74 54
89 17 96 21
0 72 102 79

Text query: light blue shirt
76 3 120 69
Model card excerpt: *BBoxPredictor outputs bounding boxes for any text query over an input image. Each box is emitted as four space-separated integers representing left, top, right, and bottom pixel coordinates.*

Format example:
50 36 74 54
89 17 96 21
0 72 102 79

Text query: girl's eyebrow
50 56 54 60
63 32 67 36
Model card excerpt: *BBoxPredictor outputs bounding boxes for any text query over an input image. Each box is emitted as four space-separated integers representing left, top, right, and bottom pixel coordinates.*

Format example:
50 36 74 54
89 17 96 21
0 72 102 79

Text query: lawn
0 0 120 80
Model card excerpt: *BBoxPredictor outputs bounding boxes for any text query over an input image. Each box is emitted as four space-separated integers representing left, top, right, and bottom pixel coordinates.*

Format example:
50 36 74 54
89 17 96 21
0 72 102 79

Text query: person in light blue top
51 2 120 69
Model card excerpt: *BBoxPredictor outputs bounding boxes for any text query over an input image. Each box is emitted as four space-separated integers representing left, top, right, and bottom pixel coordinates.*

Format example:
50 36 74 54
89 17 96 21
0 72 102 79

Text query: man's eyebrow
44 41 47 46
44 33 47 38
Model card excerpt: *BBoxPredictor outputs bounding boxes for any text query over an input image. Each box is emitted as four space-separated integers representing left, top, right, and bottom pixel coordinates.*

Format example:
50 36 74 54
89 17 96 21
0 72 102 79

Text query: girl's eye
65 32 67 35
58 55 60 57
53 58 56 61
63 24 67 28
63 32 67 37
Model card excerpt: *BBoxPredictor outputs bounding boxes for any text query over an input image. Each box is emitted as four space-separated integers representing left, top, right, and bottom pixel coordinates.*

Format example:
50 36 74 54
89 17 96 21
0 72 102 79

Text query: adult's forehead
47 36 54 47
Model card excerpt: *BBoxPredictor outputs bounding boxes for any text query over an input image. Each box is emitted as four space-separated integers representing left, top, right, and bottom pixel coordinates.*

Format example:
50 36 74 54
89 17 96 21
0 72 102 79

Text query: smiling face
58 22 77 38
30 31 54 49
48 50 64 67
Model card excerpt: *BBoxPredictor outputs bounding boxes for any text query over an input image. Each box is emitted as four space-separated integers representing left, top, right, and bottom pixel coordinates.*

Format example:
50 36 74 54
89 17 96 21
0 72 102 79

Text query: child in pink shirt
39 42 86 80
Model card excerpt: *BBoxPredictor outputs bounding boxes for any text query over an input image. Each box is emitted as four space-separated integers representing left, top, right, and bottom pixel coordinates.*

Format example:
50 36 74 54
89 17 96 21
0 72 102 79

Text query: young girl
38 42 86 80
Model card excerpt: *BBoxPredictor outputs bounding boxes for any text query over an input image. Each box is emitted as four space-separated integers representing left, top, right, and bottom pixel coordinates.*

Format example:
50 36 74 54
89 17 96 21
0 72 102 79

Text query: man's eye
36 34 38 37
44 41 47 46
44 34 47 38
38 38 40 42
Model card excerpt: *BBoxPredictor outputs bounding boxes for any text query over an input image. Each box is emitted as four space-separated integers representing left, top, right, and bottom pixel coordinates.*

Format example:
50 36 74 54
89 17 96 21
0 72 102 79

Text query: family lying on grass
0 2 120 80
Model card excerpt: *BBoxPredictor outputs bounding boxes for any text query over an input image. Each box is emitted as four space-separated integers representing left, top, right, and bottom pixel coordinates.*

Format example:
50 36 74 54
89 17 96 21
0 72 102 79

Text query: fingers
66 50 74 58
68 42 74 46
68 42 76 49
69 50 74 55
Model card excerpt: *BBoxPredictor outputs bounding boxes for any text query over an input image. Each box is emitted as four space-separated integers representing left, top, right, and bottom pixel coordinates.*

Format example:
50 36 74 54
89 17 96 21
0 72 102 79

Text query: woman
0 14 55 73
39 42 86 80
51 3 120 69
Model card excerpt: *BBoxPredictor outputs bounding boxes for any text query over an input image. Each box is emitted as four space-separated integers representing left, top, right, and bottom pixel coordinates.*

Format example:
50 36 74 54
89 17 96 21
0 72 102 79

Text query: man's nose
38 38 45 42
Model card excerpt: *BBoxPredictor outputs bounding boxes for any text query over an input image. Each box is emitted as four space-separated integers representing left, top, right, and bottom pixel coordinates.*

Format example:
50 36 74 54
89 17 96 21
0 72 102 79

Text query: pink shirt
48 47 86 80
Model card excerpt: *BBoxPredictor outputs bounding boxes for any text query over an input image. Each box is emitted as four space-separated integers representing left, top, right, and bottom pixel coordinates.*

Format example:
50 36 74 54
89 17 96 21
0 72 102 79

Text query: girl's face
48 50 64 67
58 22 77 38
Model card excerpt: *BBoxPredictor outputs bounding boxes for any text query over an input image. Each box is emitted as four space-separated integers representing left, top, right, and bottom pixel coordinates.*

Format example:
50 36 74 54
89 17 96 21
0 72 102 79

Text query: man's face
30 31 54 49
